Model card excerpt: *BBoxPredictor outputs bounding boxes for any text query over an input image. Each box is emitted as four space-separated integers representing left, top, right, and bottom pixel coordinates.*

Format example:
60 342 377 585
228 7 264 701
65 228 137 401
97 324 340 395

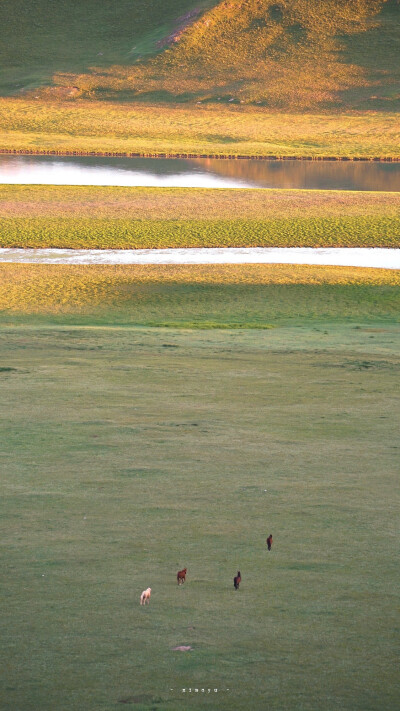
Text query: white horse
140 587 151 605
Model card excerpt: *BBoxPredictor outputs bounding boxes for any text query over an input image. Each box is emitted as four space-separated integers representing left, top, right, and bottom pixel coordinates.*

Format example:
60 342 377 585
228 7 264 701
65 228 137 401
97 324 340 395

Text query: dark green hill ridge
0 0 210 95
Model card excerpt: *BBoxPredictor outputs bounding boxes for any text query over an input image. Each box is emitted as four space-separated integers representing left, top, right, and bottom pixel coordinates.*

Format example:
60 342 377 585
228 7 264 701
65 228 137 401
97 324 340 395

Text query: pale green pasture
0 322 399 710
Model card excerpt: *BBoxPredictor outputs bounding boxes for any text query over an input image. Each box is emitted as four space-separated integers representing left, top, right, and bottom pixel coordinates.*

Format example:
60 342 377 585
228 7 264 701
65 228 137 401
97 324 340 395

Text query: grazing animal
177 568 187 585
140 587 151 605
266 534 273 551
233 571 241 590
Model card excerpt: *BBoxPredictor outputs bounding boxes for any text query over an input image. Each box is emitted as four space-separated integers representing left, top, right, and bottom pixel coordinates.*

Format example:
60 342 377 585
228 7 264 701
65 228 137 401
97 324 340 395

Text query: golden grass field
1 184 398 249
1 100 399 159
2 184 399 219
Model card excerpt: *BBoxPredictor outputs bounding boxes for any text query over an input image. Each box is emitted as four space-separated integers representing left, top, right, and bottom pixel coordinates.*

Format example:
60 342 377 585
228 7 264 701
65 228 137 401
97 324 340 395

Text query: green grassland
1 316 399 711
1 264 399 327
1 185 399 249
0 2 399 707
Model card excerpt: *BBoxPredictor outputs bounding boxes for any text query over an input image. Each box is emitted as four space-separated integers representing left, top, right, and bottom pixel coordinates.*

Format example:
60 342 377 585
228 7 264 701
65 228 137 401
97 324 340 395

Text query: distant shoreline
0 148 398 162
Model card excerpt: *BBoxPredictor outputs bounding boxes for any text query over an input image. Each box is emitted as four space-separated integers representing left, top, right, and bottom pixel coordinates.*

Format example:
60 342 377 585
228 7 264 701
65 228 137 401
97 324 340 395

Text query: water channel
1 154 400 191
1 248 399 269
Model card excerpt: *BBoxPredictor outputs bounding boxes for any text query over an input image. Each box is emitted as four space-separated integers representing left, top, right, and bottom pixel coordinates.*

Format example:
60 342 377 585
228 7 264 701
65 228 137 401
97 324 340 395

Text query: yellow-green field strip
1 101 399 159
1 185 399 249
1 263 398 327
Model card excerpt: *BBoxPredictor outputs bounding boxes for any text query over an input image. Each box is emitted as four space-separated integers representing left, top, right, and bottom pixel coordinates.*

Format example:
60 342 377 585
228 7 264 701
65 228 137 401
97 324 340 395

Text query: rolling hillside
30 0 400 111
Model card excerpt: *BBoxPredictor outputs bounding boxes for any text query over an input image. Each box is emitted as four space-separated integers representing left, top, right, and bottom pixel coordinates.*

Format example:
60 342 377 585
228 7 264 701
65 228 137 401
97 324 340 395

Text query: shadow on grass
94 89 203 104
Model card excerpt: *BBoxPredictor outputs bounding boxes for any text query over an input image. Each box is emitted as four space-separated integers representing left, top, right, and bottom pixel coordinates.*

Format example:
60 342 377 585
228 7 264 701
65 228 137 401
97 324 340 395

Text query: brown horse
233 571 241 590
177 568 187 585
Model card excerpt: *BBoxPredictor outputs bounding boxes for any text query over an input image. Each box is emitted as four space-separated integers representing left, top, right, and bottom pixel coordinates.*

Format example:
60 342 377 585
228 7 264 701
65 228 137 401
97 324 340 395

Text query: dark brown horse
177 568 187 584
233 571 241 590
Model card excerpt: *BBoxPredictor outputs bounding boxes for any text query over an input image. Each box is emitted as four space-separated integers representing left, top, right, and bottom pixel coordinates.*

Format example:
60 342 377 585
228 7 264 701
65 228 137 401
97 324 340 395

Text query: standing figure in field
177 568 187 585
233 571 241 590
266 534 273 551
140 587 151 605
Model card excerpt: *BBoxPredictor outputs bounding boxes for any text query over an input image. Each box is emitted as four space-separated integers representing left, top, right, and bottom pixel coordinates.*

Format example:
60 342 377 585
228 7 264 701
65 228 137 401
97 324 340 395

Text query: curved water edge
1 154 400 191
0 248 399 269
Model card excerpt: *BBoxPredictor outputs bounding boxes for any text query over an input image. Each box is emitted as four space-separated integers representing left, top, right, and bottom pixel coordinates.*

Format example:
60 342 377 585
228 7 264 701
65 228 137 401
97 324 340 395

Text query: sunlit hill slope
46 0 400 110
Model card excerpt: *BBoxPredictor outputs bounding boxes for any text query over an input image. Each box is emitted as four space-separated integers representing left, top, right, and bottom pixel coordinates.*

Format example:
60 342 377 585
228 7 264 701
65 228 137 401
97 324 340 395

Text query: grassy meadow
0 1 398 162
1 185 399 249
1 1 399 708
0 264 399 327
1 101 399 159
0 314 399 711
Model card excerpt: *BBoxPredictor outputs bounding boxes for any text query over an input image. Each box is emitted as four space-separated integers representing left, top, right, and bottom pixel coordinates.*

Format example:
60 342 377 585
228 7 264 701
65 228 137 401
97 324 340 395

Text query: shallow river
1 154 400 191
1 248 399 269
